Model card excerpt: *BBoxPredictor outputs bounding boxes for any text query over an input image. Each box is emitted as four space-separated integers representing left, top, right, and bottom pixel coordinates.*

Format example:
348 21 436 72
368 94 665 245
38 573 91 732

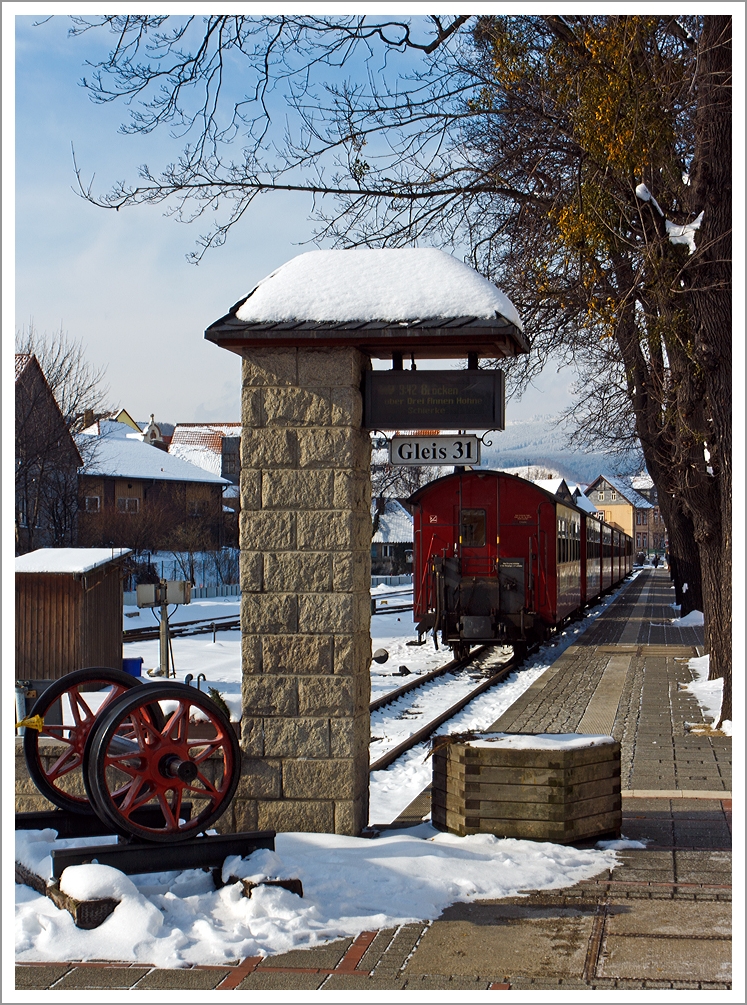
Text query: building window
382 544 395 558
597 490 605 502
636 511 642 525
636 533 641 549
84 496 100 513
223 453 238 475
188 499 209 517
117 497 139 514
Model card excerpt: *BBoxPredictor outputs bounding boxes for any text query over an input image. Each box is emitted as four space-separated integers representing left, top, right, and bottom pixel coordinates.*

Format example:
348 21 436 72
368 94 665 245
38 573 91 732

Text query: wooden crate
431 734 621 842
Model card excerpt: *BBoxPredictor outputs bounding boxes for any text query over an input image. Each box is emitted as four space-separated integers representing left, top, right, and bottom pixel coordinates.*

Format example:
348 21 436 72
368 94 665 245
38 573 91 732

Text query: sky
11 12 576 426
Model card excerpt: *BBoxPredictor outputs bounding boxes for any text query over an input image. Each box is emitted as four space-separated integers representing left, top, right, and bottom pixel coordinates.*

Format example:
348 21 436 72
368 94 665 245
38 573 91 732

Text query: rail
369 644 536 773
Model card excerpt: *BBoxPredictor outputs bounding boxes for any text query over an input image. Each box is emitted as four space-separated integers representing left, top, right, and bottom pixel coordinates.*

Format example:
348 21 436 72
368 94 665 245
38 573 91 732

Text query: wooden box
431 733 621 843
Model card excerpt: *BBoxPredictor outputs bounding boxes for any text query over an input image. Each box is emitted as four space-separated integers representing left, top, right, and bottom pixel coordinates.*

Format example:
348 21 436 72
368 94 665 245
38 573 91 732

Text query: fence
123 583 240 607
371 574 413 588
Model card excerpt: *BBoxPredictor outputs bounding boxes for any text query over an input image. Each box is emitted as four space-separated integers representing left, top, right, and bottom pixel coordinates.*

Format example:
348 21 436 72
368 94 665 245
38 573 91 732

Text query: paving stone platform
16 569 732 991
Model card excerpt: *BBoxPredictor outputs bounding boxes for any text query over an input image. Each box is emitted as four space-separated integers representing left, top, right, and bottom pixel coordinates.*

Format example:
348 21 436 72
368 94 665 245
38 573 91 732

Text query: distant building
77 421 229 550
169 423 241 483
15 354 83 554
81 410 174 449
371 499 413 575
585 475 658 553
630 473 667 553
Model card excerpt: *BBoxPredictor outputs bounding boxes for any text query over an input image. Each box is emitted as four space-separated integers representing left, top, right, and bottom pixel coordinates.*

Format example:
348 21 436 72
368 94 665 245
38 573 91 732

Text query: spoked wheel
23 667 142 814
84 683 241 843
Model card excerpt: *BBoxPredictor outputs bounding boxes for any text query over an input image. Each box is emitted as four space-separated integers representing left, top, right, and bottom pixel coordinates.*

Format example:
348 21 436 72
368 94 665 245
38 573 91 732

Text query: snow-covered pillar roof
205 248 528 360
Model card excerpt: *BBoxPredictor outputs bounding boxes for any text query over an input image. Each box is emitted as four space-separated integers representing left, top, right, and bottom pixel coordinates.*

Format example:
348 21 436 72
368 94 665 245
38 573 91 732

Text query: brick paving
16 569 732 991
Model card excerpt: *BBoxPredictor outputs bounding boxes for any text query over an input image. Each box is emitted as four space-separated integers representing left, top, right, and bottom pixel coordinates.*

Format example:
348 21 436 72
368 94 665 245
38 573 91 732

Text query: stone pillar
233 347 371 835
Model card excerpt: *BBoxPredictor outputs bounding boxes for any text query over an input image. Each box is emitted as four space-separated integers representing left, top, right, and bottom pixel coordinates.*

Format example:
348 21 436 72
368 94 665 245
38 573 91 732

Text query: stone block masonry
236 348 371 835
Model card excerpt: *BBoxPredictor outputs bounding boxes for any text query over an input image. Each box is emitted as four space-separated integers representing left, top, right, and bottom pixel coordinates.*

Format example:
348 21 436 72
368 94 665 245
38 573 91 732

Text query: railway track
369 644 530 772
123 615 241 643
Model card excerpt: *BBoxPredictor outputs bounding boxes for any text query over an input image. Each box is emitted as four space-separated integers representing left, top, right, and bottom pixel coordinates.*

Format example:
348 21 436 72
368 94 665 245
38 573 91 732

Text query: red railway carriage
409 470 632 656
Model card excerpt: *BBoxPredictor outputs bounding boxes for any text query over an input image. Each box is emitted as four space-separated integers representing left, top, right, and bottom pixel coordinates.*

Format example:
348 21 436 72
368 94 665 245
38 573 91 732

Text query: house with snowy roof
81 410 174 448
371 499 414 575
533 477 600 518
76 422 230 550
169 423 241 484
585 475 661 554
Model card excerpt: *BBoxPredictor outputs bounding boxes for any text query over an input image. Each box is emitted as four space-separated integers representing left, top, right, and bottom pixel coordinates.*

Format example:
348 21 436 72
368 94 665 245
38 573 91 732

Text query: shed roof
15 548 131 574
206 249 528 360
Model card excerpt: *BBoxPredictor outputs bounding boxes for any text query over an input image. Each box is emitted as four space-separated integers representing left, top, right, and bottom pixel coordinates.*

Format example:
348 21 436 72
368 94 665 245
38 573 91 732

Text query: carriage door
457 476 499 632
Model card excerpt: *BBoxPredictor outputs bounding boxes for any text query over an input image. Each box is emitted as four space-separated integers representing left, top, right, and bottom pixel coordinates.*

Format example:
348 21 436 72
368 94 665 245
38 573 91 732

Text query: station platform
16 570 732 992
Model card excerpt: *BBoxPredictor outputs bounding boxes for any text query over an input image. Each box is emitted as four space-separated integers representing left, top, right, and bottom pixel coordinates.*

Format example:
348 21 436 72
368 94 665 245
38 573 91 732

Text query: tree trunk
684 15 732 720
657 497 702 613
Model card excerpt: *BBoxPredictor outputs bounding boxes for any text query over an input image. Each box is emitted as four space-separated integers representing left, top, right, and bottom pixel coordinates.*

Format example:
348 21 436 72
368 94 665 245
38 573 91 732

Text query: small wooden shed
15 548 131 681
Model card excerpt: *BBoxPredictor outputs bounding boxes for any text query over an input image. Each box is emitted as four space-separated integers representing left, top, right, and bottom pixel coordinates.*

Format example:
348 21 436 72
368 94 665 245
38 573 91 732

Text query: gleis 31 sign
390 435 481 466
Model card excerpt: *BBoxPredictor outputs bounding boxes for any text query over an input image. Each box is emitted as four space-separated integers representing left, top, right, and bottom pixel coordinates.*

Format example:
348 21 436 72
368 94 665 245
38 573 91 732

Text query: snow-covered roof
588 474 653 509
169 425 241 476
572 492 599 515
372 500 414 544
78 435 229 484
172 423 241 439
533 478 565 496
16 548 131 574
631 473 654 491
236 249 522 330
80 418 141 439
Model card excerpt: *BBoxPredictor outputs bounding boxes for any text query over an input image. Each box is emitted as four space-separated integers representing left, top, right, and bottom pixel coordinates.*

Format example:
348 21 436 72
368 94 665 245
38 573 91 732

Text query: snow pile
16 826 616 967
666 211 703 255
467 733 614 750
683 654 731 734
672 609 704 627
635 182 664 215
635 183 703 255
236 249 522 329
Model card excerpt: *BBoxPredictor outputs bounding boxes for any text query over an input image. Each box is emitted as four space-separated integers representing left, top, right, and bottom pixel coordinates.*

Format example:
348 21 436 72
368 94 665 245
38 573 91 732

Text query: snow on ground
16 826 616 967
16 578 642 967
683 654 732 736
672 609 705 627
123 598 243 719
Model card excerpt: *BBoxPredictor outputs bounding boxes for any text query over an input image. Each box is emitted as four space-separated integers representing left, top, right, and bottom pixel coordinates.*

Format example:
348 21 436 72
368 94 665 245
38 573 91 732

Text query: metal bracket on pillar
392 352 404 370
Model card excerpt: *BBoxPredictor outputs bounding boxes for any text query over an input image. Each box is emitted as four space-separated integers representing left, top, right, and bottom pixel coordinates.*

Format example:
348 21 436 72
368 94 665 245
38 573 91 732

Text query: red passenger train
409 470 633 658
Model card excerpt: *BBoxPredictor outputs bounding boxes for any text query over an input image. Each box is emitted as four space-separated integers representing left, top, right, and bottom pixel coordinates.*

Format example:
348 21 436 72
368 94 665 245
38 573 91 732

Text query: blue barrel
122 657 143 678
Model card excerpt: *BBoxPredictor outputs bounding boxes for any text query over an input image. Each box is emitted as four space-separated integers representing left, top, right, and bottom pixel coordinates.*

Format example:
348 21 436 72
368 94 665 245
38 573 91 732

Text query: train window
461 509 486 547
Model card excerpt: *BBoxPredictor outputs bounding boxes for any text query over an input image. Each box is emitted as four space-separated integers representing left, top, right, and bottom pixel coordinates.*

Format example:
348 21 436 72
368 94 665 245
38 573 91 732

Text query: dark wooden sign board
363 370 505 431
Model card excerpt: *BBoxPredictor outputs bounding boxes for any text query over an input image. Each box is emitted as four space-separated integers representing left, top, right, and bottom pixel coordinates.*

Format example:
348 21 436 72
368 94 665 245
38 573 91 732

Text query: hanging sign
364 370 504 430
390 435 481 466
